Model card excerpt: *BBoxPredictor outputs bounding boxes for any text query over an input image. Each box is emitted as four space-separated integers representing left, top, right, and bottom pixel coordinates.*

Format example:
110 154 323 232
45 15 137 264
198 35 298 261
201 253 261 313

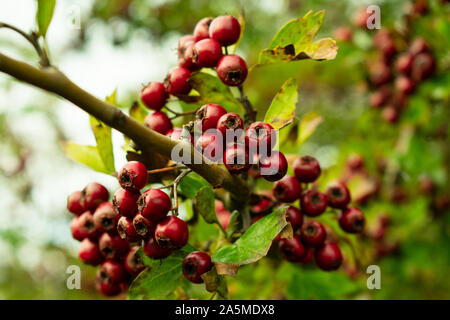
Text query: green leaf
201 268 228 300
212 206 289 276
297 111 323 145
129 101 148 123
89 116 115 174
186 72 244 114
129 245 195 299
257 10 338 66
36 0 56 37
226 210 241 238
178 172 209 198
264 78 298 129
194 186 219 224
60 142 109 174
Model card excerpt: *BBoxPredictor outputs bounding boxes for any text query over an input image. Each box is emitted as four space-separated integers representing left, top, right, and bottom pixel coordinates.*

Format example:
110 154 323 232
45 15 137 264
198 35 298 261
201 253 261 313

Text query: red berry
209 15 241 46
245 122 276 153
118 161 148 192
353 7 371 28
409 37 429 57
155 216 189 249
138 189 171 222
300 247 314 265
216 112 244 137
215 200 231 230
165 67 191 95
224 143 250 174
99 260 127 285
182 251 213 284
117 216 140 242
396 53 414 75
98 232 130 260
370 86 391 109
411 52 435 81
143 237 172 259
195 104 227 132
193 17 213 42
133 212 156 238
180 43 200 71
285 206 303 231
195 132 224 161
278 235 307 262
95 273 124 296
300 190 328 217
93 202 119 233
293 155 321 183
259 151 288 182
78 238 103 265
178 35 195 57
140 82 168 111
300 220 326 247
144 111 173 135
315 242 343 271
347 154 364 171
334 26 353 42
272 176 302 203
124 247 145 276
216 54 248 86
382 105 400 123
395 76 415 95
250 195 274 215
193 38 223 68
71 211 99 241
113 188 140 218
67 190 85 215
339 207 365 233
325 182 351 209
369 61 392 87
80 182 109 211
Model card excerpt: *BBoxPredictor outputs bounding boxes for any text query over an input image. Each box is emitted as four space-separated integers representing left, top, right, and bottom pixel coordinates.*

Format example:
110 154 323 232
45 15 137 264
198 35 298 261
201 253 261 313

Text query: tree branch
0 52 249 203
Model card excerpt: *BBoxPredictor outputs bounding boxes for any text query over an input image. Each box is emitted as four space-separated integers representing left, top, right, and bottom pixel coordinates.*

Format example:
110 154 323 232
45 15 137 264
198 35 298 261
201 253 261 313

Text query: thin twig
164 105 197 119
0 22 50 67
147 165 187 175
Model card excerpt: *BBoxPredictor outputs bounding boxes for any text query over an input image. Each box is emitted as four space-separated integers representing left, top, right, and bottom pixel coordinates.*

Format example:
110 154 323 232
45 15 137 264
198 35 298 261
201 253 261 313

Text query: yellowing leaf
264 78 298 130
297 111 323 145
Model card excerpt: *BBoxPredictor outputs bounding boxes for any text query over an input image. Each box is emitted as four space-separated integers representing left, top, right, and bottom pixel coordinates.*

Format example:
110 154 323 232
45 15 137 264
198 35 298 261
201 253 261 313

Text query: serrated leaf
129 245 195 299
185 72 244 114
194 186 218 224
257 10 338 66
264 78 298 129
89 116 115 174
297 111 323 145
36 0 56 37
60 142 108 174
212 206 289 275
178 172 209 198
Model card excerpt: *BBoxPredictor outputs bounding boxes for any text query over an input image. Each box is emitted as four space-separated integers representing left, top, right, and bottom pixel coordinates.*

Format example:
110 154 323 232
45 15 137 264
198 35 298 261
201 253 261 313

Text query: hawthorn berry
300 190 328 217
117 216 140 242
347 154 364 171
209 15 241 46
144 111 173 135
396 53 414 75
216 112 244 137
195 103 227 132
124 247 145 276
113 188 140 218
338 207 365 233
178 35 195 57
98 232 130 260
224 144 250 174
353 7 371 28
293 155 321 183
315 242 343 271
67 190 85 215
155 216 189 249
245 122 276 152
143 237 173 259
369 61 392 87
382 105 399 123
195 132 224 161
193 17 213 42
409 37 429 57
140 82 168 111
395 76 415 95
272 176 302 203
325 182 351 209
334 26 353 42
193 38 223 68
259 151 288 182
215 200 231 230
138 189 172 222
96 273 124 296
71 211 99 241
78 238 103 266
80 182 109 211
118 161 148 192
182 251 213 284
165 67 191 95
93 202 119 233
300 220 326 247
216 54 248 86
285 206 303 231
300 247 314 265
99 260 127 285
133 213 155 238
370 86 391 108
412 53 435 81
251 196 274 216
278 235 307 262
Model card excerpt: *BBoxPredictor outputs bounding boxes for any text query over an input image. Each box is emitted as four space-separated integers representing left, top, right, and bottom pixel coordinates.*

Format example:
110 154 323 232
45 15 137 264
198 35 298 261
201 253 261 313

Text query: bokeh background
0 0 448 299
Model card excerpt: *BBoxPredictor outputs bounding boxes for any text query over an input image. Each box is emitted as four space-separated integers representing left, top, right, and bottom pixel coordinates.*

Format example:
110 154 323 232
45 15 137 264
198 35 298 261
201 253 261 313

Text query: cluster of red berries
256 155 364 271
67 161 192 296
368 31 435 123
139 15 247 138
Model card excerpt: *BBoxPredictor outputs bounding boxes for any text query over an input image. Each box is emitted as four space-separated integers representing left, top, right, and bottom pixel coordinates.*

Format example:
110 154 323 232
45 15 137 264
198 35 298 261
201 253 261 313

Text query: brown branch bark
0 52 249 203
